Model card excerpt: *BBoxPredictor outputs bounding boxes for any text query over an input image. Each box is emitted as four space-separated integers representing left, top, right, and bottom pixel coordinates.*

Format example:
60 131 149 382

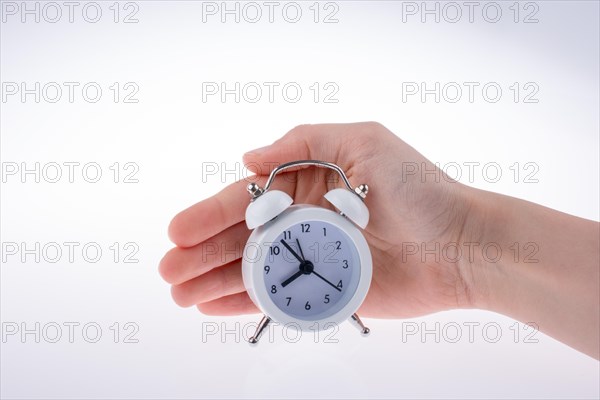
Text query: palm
272 157 468 319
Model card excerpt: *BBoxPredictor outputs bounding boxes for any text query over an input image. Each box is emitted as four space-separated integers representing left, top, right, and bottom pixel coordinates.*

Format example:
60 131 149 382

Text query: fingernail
244 145 270 156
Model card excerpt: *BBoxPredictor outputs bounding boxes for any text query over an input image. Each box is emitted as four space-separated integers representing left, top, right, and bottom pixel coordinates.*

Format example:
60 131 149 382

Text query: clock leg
349 313 370 336
248 315 271 345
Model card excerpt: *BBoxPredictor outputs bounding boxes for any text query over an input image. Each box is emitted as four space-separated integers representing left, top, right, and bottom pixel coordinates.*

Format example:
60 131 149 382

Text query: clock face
262 220 361 320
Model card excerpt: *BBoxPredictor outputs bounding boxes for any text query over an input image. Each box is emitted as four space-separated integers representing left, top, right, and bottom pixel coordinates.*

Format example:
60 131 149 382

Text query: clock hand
280 239 303 263
295 238 306 261
311 270 342 292
281 270 304 288
280 239 312 288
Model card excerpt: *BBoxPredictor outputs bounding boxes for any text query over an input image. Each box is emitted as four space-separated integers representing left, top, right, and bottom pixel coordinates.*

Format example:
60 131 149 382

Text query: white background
1 1 599 399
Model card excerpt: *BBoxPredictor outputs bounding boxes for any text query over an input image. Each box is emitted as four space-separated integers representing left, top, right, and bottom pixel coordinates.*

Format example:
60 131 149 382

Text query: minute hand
280 239 303 263
312 270 342 292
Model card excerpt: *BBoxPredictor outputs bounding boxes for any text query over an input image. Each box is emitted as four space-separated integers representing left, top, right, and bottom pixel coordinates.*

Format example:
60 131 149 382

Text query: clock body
242 204 372 331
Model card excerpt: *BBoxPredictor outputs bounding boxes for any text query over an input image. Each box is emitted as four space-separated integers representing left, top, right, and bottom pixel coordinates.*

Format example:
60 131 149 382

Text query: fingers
168 171 303 250
171 260 245 307
168 177 265 248
160 221 250 285
196 292 259 316
168 123 382 249
242 122 379 175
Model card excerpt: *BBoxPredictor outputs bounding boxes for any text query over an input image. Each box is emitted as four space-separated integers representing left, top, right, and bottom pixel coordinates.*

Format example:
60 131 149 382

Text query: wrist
449 183 600 358
454 186 515 312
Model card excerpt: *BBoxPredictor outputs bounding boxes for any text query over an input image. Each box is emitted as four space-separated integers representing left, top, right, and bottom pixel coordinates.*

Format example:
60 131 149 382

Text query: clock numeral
324 294 330 304
335 241 341 250
264 265 270 274
323 227 327 236
283 230 291 240
337 280 343 289
270 246 280 256
305 301 311 310
271 285 277 294
301 223 311 233
286 297 292 306
342 260 348 269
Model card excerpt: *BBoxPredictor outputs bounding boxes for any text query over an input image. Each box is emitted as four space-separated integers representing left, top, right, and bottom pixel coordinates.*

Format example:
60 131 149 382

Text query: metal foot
349 313 370 336
248 315 271 345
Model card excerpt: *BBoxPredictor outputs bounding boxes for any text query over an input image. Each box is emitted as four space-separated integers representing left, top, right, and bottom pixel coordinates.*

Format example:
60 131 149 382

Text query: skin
159 122 600 359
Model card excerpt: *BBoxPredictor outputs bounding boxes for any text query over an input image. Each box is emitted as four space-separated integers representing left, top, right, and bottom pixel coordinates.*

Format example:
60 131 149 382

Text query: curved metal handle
265 160 354 192
247 160 367 200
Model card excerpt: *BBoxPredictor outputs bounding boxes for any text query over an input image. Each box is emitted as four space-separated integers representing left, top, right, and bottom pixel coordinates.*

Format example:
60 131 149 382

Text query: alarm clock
242 160 372 344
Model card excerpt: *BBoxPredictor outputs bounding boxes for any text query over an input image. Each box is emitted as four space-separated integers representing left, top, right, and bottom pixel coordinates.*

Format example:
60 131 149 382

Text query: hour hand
281 270 303 288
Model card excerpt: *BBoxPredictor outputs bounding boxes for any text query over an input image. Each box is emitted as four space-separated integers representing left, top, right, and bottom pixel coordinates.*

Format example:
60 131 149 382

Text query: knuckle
289 124 312 136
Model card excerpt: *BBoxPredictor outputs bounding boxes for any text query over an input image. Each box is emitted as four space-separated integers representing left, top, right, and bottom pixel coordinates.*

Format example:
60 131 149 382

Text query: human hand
159 122 482 318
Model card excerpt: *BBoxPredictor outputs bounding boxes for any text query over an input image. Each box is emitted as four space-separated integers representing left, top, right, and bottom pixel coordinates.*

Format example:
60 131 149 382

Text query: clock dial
262 220 361 320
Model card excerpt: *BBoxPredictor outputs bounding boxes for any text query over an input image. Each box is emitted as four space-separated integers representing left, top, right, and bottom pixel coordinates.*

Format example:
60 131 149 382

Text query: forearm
466 189 600 359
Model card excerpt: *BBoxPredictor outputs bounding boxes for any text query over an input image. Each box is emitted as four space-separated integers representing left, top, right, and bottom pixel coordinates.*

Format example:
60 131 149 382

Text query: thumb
242 124 346 176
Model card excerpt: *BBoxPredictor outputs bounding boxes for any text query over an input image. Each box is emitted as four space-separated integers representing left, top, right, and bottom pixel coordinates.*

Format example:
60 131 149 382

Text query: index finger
168 178 262 248
168 170 301 248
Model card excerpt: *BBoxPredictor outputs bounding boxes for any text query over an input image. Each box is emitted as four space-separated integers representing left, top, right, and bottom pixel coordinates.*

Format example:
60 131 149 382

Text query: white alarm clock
242 160 372 344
